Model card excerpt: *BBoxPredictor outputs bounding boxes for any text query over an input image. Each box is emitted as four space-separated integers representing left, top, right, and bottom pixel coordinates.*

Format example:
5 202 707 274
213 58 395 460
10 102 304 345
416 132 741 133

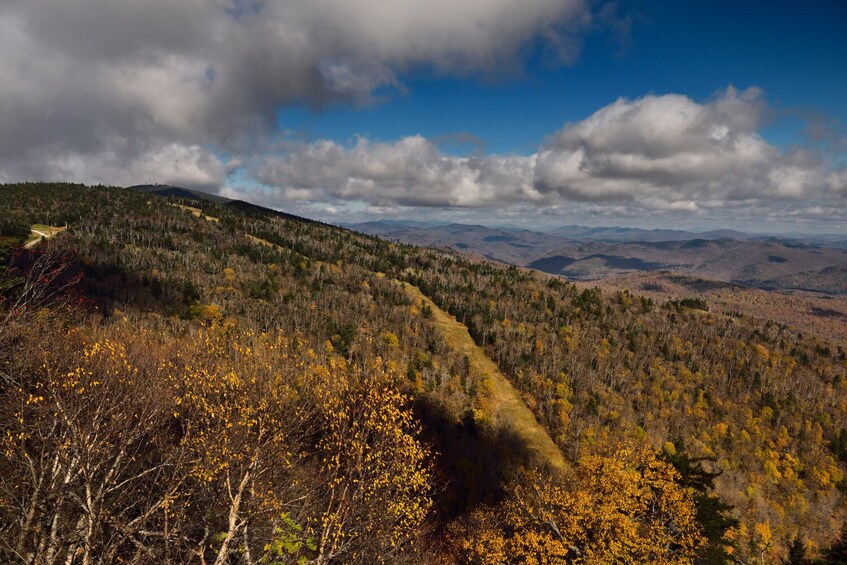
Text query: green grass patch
25 224 66 248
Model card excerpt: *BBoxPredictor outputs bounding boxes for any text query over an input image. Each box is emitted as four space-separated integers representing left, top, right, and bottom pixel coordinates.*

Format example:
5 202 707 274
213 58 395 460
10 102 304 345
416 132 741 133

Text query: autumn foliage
2 183 847 563
452 444 705 564
0 316 431 563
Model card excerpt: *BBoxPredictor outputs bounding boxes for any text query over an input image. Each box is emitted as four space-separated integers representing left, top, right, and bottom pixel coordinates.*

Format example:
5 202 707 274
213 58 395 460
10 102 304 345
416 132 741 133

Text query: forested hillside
2 183 846 563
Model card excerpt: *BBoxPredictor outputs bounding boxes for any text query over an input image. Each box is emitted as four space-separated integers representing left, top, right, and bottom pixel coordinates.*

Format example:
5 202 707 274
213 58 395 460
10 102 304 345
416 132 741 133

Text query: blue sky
3 0 847 232
276 0 847 155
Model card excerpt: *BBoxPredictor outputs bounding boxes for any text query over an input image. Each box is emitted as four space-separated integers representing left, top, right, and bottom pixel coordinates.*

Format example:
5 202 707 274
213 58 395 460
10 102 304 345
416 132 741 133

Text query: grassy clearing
402 282 567 472
25 224 66 248
31 224 66 235
170 203 218 222
172 203 203 217
247 234 274 247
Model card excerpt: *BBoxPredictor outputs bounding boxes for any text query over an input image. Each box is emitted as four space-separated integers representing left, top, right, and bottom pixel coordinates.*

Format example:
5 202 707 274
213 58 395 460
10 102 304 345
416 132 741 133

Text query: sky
2 0 846 233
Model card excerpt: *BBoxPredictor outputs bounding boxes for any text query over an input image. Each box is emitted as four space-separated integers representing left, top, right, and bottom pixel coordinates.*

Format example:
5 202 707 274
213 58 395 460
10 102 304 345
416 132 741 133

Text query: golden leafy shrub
453 444 705 564
314 359 432 563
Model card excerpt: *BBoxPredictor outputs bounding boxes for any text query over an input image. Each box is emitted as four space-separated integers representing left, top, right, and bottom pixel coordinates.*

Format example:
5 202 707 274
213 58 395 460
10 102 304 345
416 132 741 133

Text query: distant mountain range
126 186 847 294
349 221 847 294
548 225 755 242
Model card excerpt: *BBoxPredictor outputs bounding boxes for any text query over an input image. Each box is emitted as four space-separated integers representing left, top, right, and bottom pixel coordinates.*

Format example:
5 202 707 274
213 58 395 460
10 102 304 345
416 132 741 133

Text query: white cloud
253 89 842 207
246 87 847 230
0 142 225 190
829 169 847 193
0 0 587 186
534 87 790 202
527 87 847 229
254 136 538 207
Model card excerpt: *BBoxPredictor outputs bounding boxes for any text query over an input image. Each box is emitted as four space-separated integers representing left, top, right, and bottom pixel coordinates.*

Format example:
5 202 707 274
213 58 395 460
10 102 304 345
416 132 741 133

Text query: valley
352 221 847 295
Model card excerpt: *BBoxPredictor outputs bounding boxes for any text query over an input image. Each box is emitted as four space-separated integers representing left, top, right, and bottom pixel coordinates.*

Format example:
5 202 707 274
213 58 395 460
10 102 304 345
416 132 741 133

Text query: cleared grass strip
25 224 66 248
401 282 567 472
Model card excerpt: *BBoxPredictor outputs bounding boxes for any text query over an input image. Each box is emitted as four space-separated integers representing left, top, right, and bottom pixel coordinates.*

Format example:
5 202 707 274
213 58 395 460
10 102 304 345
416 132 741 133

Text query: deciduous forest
2 183 846 564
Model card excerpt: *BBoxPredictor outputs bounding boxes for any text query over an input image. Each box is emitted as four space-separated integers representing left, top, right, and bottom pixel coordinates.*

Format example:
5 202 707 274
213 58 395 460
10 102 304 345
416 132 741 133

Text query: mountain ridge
352 220 847 294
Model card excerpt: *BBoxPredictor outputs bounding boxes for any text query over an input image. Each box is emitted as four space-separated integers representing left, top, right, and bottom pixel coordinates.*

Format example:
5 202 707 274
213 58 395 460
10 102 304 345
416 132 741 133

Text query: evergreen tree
663 449 740 564
824 522 847 564
784 535 809 565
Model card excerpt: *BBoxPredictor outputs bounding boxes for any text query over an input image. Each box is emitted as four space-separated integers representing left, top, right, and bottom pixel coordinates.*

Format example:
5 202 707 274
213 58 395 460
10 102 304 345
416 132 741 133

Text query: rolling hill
352 221 847 294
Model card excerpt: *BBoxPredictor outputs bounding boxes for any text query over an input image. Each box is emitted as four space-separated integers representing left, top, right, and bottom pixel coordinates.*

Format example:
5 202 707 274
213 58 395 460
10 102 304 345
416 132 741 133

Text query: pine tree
663 449 740 564
824 522 847 564
784 535 809 565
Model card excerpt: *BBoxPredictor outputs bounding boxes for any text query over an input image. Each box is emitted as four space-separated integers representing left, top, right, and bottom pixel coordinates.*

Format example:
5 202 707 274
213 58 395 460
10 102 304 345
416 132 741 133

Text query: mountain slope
128 183 233 204
402 282 567 471
2 183 846 563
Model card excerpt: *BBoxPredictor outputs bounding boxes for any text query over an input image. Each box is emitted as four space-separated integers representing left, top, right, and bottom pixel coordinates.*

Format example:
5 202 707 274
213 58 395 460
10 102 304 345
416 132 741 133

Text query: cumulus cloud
249 88 845 226
533 87 836 205
0 141 226 191
254 136 538 207
0 0 587 186
3 0 844 231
